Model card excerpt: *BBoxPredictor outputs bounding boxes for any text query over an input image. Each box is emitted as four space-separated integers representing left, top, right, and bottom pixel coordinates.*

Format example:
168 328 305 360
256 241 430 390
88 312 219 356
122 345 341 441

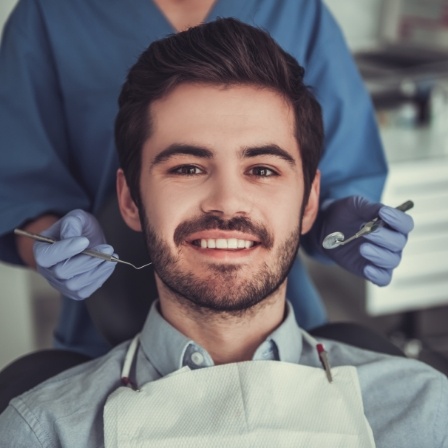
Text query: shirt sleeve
0 405 48 447
0 0 90 264
433 373 448 448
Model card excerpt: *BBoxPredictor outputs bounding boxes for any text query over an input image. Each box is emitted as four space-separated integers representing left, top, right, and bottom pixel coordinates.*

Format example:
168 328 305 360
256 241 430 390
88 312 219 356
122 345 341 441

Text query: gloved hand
311 196 414 286
33 209 117 300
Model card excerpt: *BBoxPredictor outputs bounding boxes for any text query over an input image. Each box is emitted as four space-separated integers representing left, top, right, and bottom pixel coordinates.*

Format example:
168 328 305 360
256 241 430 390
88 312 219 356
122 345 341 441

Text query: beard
141 213 301 315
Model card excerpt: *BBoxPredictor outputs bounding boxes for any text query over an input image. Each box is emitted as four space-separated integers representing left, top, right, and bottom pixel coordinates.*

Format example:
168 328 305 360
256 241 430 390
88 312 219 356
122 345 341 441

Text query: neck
152 0 216 32
157 278 287 365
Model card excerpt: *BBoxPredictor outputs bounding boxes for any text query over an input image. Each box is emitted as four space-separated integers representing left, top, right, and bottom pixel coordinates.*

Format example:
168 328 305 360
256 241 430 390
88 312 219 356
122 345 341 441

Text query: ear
300 170 320 235
116 168 142 232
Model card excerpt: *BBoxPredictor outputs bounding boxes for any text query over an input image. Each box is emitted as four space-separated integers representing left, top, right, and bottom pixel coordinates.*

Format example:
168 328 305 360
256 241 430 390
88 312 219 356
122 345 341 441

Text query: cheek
258 183 302 228
140 178 199 240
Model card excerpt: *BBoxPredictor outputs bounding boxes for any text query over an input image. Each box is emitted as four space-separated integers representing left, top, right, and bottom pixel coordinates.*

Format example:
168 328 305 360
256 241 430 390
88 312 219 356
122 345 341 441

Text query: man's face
118 83 319 313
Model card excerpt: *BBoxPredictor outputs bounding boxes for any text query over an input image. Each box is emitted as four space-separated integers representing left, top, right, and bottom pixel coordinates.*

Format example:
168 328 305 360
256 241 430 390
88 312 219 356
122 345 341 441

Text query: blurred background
1 0 448 373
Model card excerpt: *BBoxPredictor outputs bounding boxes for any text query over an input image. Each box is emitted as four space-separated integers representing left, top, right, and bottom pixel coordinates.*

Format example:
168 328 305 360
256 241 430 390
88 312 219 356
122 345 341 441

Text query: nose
200 172 252 218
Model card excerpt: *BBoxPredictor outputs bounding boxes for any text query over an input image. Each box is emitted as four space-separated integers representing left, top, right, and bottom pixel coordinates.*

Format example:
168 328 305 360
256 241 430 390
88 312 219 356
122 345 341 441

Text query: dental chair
0 196 405 414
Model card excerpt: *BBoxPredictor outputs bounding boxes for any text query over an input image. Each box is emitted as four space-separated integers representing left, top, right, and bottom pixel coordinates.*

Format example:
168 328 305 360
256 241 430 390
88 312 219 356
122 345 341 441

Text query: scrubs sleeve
300 1 388 259
0 0 90 265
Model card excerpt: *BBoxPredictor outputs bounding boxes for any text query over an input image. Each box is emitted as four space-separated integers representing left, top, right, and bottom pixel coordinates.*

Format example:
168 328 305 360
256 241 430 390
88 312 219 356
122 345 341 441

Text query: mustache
173 215 274 249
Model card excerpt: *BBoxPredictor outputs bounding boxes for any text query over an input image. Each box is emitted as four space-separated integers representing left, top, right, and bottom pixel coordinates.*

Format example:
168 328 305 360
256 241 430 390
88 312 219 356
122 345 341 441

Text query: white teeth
216 239 227 249
197 239 255 249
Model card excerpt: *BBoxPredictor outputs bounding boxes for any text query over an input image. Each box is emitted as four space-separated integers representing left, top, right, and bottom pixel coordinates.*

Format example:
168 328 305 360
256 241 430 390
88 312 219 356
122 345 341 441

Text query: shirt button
191 351 204 366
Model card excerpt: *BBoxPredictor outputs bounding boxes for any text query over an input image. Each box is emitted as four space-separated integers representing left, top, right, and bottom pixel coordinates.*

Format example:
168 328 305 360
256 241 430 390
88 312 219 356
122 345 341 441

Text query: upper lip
186 231 260 243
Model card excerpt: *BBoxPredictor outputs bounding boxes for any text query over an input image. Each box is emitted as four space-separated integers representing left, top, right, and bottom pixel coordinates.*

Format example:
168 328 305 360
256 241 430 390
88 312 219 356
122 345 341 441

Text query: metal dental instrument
14 228 152 270
322 200 414 250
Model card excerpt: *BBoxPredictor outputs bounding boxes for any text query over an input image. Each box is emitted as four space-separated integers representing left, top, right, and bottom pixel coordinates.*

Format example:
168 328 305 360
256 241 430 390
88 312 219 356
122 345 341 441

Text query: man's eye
248 166 278 177
171 165 203 175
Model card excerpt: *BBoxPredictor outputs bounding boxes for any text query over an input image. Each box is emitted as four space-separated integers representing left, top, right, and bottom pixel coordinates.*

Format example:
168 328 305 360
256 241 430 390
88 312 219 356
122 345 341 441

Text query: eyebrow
241 145 296 166
151 143 296 167
151 144 214 167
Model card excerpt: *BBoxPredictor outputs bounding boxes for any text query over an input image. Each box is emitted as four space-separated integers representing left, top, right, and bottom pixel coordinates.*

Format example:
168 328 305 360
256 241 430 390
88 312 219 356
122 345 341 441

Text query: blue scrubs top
0 0 387 357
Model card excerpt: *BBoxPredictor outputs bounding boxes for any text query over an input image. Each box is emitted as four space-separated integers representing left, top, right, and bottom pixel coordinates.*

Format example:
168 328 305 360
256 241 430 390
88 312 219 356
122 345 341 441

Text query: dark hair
115 17 323 207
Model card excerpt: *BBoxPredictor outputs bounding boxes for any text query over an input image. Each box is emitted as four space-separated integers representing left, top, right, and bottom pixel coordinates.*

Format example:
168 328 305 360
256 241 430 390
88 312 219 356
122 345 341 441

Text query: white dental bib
103 333 375 447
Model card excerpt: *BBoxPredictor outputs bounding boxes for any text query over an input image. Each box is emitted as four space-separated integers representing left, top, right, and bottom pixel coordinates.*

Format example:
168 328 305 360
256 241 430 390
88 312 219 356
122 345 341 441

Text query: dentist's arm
16 209 116 300
16 214 59 268
302 196 414 286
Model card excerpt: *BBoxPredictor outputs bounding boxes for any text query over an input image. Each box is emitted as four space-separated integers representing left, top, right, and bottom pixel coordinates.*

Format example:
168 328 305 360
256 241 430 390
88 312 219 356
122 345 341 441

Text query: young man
0 18 445 447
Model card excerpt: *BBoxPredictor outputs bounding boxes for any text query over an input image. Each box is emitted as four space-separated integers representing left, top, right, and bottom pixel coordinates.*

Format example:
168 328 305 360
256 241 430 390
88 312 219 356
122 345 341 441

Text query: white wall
324 0 383 50
0 265 35 369
0 0 18 39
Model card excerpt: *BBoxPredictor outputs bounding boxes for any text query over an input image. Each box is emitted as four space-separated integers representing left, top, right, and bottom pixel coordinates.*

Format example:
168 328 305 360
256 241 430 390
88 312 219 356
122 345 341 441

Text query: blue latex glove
314 196 414 286
33 209 117 300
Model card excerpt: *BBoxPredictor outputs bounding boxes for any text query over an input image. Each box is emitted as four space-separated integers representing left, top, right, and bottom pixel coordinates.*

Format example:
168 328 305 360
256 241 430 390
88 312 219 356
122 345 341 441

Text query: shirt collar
256 300 303 364
139 300 303 377
139 301 194 377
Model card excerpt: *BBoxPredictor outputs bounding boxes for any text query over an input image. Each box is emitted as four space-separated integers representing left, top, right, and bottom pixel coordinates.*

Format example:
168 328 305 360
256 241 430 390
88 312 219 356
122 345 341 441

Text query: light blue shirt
0 0 387 356
0 301 446 447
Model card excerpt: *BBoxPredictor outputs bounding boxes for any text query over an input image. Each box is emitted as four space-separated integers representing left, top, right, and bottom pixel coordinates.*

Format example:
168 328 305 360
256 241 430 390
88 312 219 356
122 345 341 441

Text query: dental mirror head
322 232 345 249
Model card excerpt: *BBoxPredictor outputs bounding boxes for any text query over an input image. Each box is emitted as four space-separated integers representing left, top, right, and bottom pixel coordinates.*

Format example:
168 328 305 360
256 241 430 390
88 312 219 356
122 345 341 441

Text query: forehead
145 83 299 158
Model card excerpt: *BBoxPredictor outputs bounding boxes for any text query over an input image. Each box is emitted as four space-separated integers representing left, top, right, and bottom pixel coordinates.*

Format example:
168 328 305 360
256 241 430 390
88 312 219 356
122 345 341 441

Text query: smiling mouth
190 238 258 250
